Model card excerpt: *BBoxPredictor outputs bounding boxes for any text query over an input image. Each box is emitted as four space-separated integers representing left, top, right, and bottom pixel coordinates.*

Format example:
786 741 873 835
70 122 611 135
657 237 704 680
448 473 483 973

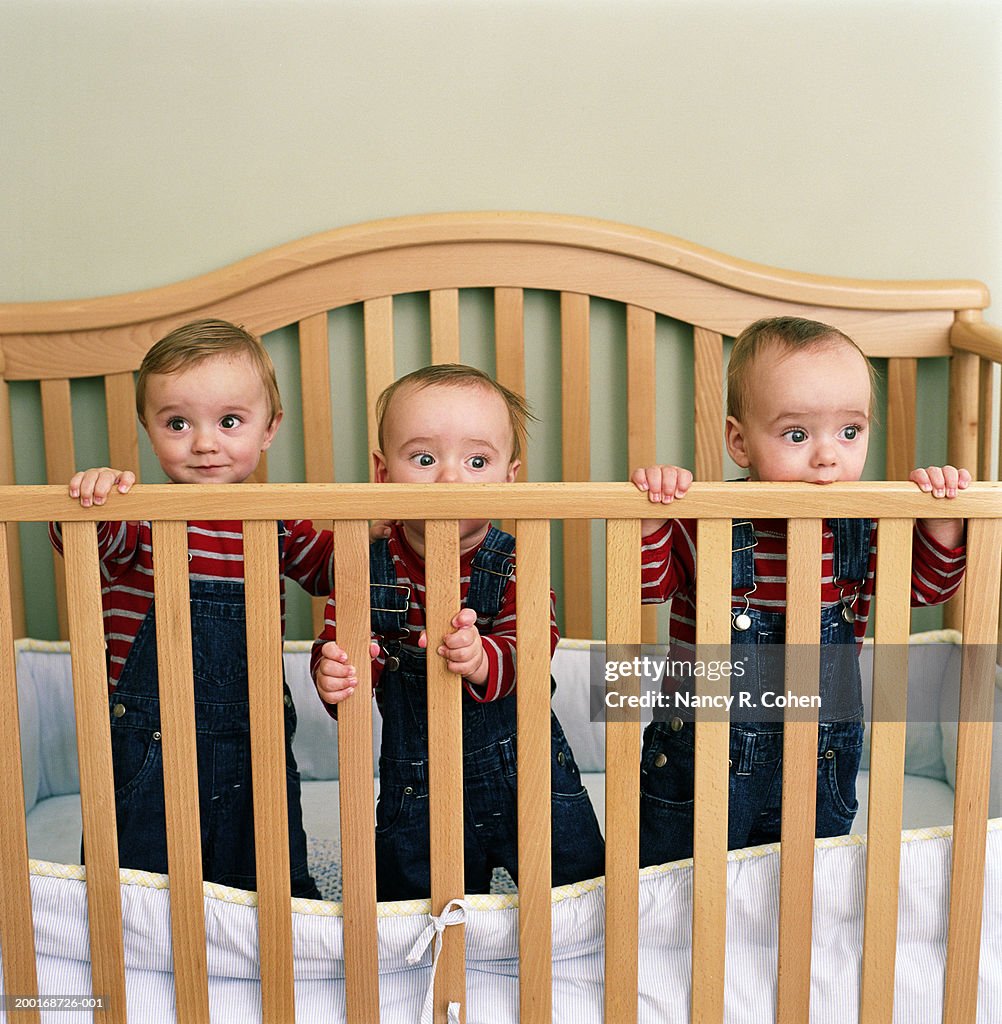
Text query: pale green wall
2 0 999 638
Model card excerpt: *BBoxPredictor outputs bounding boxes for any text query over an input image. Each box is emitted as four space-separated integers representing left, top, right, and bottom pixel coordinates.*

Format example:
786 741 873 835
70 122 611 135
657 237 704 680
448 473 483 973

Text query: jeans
639 716 864 866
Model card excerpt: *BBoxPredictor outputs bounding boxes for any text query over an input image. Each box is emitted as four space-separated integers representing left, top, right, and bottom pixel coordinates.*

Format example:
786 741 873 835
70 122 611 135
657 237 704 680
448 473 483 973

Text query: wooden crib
0 213 1000 1023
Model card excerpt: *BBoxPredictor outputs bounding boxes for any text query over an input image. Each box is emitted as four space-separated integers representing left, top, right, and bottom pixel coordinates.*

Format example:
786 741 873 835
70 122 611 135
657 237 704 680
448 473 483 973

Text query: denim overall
107 526 320 899
370 527 605 901
639 518 871 867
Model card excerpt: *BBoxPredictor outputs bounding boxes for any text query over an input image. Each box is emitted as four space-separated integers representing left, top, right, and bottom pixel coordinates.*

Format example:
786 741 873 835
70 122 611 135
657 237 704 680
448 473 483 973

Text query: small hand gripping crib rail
0 482 1000 1024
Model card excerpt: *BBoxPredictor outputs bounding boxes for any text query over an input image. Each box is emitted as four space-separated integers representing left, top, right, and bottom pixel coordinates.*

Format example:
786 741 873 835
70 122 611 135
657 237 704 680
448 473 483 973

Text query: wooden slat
299 313 335 483
604 518 642 1024
561 292 591 638
516 520 553 1024
0 526 40 1023
298 312 335 636
364 296 395 475
62 522 127 1022
943 351 979 631
0 372 25 637
626 306 658 644
885 358 917 480
105 371 140 474
243 520 295 1022
150 521 210 1019
496 288 527 537
494 287 527 483
694 328 724 481
977 358 993 482
691 518 731 1023
424 520 465 1023
430 288 461 364
41 379 75 638
859 519 912 1022
334 520 380 1020
944 518 1002 1023
776 518 821 1023
14 481 1001 526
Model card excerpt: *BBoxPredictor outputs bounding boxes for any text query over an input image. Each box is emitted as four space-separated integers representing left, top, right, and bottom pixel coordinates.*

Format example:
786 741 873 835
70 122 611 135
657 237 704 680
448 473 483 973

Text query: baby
632 316 968 864
312 364 605 899
51 318 332 897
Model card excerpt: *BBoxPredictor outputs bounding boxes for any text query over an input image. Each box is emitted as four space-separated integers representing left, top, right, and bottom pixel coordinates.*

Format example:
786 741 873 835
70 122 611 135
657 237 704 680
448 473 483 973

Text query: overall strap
368 538 411 637
465 527 516 621
731 520 757 592
830 518 873 584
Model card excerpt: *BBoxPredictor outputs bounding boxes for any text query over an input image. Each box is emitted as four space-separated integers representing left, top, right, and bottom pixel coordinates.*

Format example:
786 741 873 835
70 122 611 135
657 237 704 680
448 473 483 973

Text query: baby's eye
839 424 862 441
219 415 240 429
784 428 808 444
468 455 488 470
167 417 188 432
413 453 435 468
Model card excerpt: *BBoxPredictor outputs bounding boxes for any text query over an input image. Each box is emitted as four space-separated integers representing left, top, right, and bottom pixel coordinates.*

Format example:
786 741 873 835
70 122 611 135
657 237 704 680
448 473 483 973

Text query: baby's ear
372 450 389 483
261 411 283 451
724 416 751 468
505 458 521 483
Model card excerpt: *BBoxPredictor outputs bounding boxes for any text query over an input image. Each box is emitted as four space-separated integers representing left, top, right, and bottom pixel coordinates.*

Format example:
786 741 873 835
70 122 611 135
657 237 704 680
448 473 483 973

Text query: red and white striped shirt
641 518 966 646
49 519 334 687
310 524 559 706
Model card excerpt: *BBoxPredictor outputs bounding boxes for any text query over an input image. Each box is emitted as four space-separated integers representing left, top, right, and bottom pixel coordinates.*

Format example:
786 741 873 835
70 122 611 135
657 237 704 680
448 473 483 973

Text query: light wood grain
150 521 210 1019
0 371 25 636
430 288 461 364
0 527 39 1022
243 520 295 1022
364 296 394 474
561 292 591 639
515 520 553 1024
8 481 1000 526
885 358 917 480
424 520 466 1023
944 519 1002 1023
41 378 75 638
63 522 127 1023
626 306 658 644
105 371 140 474
604 519 642 1024
694 328 724 481
691 518 731 1023
333 521 380 1019
776 519 821 1024
859 519 912 1023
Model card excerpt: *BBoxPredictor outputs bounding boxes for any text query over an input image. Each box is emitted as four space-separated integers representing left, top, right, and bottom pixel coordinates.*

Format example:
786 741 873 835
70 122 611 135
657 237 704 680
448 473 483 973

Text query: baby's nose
192 427 219 451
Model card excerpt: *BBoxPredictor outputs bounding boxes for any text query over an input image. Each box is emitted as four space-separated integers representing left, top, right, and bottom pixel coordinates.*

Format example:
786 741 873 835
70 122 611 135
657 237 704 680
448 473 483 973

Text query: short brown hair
727 316 877 420
376 364 533 463
136 318 282 424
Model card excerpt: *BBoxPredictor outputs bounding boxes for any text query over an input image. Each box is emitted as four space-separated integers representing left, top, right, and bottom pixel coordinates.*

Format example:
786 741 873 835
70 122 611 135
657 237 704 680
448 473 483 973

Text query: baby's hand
314 639 379 705
420 607 488 685
910 465 970 550
369 519 396 541
631 464 693 536
909 465 971 499
69 467 136 508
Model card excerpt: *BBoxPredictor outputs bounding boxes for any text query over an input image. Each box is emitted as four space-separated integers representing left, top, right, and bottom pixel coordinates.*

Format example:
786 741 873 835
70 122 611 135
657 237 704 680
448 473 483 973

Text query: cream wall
2 0 999 637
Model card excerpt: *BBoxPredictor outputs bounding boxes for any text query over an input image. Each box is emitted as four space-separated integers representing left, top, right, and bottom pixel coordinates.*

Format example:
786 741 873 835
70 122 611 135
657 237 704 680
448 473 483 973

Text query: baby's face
142 354 280 485
725 342 871 484
374 381 519 553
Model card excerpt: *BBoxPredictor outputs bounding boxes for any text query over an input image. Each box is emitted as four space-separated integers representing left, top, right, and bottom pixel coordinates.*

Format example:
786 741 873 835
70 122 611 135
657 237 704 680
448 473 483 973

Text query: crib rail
0 481 999 1024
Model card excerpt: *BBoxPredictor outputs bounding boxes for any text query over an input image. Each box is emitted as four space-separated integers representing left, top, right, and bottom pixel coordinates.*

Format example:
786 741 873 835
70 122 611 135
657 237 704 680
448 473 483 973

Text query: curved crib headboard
0 211 998 640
